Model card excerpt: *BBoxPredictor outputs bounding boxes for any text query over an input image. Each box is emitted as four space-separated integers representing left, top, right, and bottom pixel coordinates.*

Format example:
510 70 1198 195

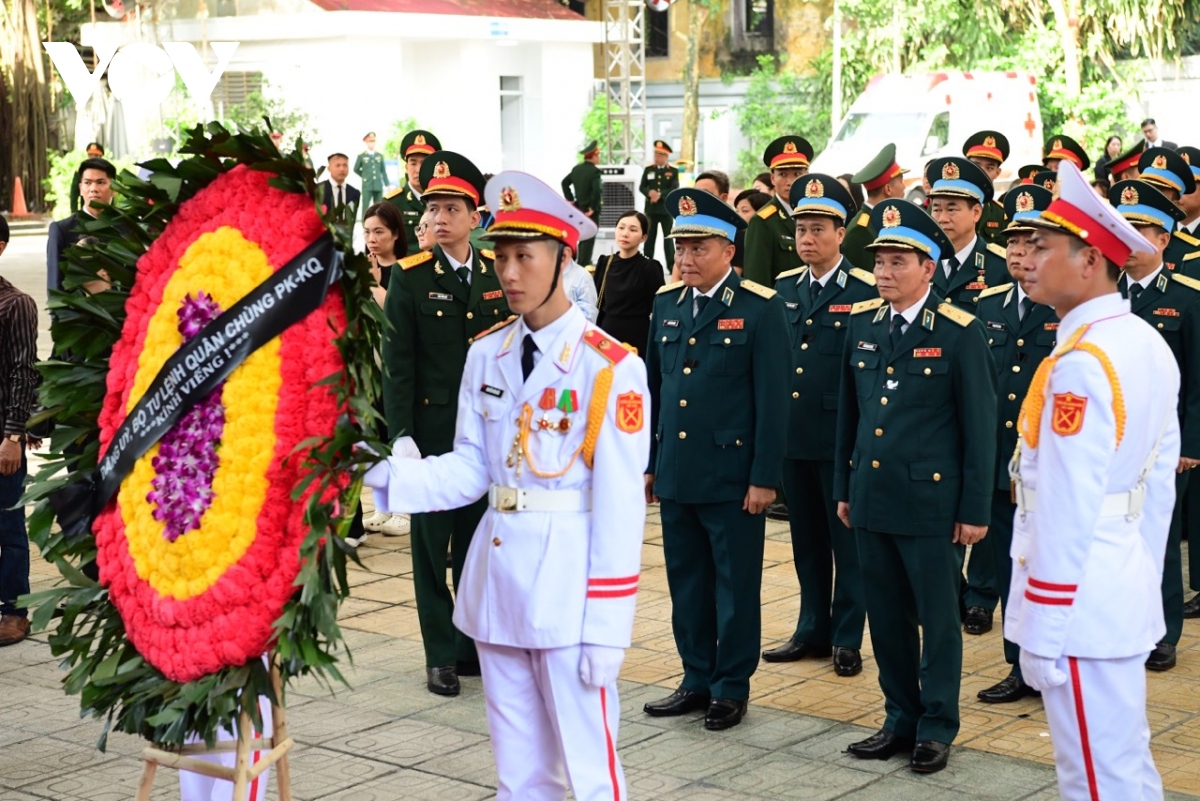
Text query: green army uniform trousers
576 236 597 268
857 527 962 744
411 498 486 667
963 526 1000 612
782 458 864 649
1189 478 1200 591
661 498 765 701
1162 472 1187 645
987 491 1021 678
645 211 674 266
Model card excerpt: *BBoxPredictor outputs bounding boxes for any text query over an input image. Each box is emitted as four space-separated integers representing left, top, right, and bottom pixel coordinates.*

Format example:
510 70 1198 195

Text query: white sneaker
344 531 367 547
381 514 411 536
363 511 390 532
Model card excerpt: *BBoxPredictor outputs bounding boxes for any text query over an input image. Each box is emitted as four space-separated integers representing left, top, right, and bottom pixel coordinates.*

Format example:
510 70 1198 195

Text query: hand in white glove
1019 651 1068 692
393 435 422 460
579 644 625 689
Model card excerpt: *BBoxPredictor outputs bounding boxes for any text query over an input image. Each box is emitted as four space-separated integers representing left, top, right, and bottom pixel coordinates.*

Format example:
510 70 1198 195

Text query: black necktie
946 255 961 275
809 278 822 305
694 294 710 319
1128 282 1144 303
336 185 343 207
890 315 905 347
521 335 538 382
456 265 471 287
1019 296 1032 321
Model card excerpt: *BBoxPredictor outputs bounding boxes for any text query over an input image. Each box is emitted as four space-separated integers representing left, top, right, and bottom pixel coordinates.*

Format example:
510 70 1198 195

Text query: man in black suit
1141 119 1178 152
47 157 115 299
321 152 361 215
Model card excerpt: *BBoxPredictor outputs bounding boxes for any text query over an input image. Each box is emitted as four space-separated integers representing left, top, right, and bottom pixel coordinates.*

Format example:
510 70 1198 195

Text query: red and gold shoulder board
400 249 434 270
584 329 630 364
476 315 518 340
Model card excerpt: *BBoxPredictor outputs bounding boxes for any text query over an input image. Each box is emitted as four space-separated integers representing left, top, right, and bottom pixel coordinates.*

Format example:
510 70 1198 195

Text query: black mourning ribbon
50 233 342 540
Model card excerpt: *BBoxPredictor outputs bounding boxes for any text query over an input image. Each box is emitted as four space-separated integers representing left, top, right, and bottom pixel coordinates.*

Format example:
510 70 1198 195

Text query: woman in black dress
593 210 665 354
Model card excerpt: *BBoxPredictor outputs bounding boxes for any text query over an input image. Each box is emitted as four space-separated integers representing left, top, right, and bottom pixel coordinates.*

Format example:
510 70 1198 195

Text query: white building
76 0 603 189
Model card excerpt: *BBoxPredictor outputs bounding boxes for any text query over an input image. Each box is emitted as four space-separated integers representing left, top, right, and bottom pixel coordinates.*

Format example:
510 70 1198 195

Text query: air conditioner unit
592 164 644 260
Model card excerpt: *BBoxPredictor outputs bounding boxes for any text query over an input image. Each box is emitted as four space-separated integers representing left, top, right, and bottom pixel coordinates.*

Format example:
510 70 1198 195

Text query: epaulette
848 267 876 286
583 329 630 364
851 298 885 315
756 203 778 220
1185 251 1200 262
986 242 1007 260
1175 230 1200 246
855 212 869 227
937 303 974 327
739 279 777 299
479 248 495 260
399 250 434 270
657 280 685 294
977 282 1013 300
475 315 518 340
775 266 807 281
384 186 403 200
1170 273 1200 292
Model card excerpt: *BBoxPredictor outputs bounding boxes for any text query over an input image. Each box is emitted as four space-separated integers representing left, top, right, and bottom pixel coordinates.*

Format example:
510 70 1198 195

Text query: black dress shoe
456 659 482 677
833 647 862 677
977 674 1041 704
761 639 832 662
704 698 747 730
643 688 711 717
846 729 915 760
963 606 994 635
1184 593 1200 619
426 666 460 696
910 741 951 773
765 502 790 521
1146 641 1177 671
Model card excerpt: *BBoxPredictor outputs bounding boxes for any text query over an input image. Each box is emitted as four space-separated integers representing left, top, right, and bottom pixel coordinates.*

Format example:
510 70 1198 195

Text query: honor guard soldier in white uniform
363 171 650 801
1007 161 1179 801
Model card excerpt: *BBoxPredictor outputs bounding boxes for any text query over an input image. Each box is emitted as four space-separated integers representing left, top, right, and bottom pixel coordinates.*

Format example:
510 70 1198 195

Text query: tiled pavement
3 236 1199 798
4 507 1199 800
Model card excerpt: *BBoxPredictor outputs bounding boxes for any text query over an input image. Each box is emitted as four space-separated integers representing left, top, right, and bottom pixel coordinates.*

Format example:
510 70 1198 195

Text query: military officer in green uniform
1042 134 1090 173
973 183 1059 705
835 200 997 774
382 150 511 696
844 144 909 271
1137 147 1200 272
561 141 603 267
354 131 388 210
387 129 442 257
1111 178 1200 672
963 131 1010 246
743 135 813 285
927 157 1009 313
643 188 790 731
641 139 680 264
760 175 876 677
1107 140 1144 184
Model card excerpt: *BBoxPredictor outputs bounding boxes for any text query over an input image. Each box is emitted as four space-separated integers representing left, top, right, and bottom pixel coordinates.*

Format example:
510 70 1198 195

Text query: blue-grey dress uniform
645 189 790 716
834 200 997 748
768 175 876 669
926 157 1009 312
1111 178 1200 667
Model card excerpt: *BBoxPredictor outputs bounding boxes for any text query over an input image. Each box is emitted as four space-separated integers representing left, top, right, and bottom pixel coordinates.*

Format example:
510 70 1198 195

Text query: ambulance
810 72 1044 202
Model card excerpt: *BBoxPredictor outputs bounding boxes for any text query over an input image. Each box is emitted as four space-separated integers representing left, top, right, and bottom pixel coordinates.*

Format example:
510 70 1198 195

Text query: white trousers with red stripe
179 694 274 801
1042 653 1162 801
477 642 625 801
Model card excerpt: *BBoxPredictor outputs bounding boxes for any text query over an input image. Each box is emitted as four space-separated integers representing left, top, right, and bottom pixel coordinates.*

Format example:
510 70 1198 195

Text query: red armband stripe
587 587 638 599
588 575 640 586
1025 590 1074 605
1028 578 1078 592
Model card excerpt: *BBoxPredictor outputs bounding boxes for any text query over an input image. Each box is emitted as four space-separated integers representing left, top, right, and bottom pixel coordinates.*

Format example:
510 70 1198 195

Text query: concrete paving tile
339 603 427 638
414 739 499 788
782 723 910 776
654 782 775 800
961 717 1056 765
354 550 414 577
0 661 74 691
612 717 671 748
2 688 98 737
408 693 494 738
912 748 1056 799
285 698 397 744
13 757 179 801
337 596 390 619
619 731 769 778
319 717 489 768
705 705 836 751
339 673 486 717
623 767 692 795
3 736 118 789
349 575 417 605
704 752 879 800
0 792 52 801
318 768 494 801
286 745 400 800
834 775 974 800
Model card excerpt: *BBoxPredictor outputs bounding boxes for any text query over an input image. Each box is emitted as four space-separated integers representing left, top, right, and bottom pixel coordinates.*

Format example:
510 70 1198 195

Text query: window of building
745 0 773 38
210 71 263 118
647 6 669 58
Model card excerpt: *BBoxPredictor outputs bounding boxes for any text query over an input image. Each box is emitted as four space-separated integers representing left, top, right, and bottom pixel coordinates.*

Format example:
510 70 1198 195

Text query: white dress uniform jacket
373 304 650 650
1006 292 1180 659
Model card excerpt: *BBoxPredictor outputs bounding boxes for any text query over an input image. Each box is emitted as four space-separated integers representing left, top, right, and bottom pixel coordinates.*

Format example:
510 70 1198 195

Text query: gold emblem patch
1052 139 1063 152
805 179 823 198
1120 185 1139 206
1015 192 1035 213
983 135 996 148
942 162 960 181
414 133 426 146
499 186 520 211
1153 154 1168 170
881 205 902 228
784 140 798 154
679 196 698 216
433 161 450 179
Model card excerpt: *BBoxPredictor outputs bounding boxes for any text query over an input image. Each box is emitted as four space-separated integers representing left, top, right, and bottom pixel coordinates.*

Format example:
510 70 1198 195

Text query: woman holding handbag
593 210 665 354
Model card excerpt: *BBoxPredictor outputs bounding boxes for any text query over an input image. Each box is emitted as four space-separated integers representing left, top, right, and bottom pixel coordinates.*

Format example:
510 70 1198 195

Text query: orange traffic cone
12 177 28 216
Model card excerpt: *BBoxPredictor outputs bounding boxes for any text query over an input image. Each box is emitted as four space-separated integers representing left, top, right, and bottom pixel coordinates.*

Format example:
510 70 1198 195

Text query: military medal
537 388 557 431
556 389 579 433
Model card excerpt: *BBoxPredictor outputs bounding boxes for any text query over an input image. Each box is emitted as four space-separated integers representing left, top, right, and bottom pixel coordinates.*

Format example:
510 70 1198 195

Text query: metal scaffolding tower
601 0 646 164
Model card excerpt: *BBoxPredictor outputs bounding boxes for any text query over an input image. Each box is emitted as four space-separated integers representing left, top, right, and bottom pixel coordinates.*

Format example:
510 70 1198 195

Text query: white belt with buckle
1016 485 1145 519
488 485 592 513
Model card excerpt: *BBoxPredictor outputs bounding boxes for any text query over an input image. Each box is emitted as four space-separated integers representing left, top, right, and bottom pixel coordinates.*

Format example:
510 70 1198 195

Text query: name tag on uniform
663 318 681 328
717 319 744 330
986 321 1005 330
828 305 853 313
857 341 878 352
785 302 799 310
481 384 504 398
913 348 942 358
1154 308 1180 317
429 292 454 301
483 290 504 300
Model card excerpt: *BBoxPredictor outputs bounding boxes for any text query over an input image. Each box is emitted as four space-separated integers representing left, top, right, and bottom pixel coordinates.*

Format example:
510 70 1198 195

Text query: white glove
1020 651 1068 692
392 435 422 460
579 644 625 689
359 438 421 512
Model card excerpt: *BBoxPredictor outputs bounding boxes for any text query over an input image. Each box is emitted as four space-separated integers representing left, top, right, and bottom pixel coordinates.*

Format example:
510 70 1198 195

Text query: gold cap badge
1152 154 1168 170
805 179 823 198
1015 192 1034 213
1052 139 1063 152
983 135 996 148
433 161 450 179
679 196 697 216
942 162 960 181
499 186 520 212
1120 185 1139 206
881 205 902 228
414 134 426 146
783 141 798 154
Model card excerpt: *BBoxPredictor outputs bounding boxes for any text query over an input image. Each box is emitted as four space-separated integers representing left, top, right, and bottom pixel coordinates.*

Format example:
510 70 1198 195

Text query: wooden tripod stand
134 660 295 801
